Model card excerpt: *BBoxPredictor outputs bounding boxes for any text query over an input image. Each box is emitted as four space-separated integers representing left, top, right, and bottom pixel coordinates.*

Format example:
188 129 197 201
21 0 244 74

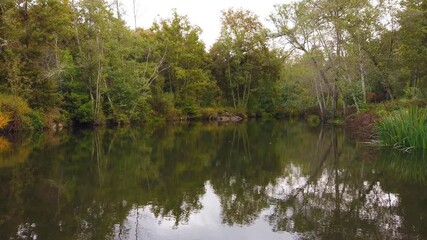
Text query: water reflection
0 121 426 239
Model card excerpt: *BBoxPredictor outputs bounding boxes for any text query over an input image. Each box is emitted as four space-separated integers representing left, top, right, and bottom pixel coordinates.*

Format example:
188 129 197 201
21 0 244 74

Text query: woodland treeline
0 0 425 130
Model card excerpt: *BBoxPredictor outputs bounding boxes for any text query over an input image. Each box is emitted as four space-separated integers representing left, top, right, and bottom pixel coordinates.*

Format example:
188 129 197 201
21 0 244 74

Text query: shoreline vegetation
346 100 427 150
0 0 426 150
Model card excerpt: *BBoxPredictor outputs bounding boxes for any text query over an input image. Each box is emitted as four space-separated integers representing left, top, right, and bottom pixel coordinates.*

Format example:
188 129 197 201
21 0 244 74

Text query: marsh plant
377 107 427 150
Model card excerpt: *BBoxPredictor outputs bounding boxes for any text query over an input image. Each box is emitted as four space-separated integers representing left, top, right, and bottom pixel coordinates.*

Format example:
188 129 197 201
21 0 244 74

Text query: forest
0 1 427 238
0 0 426 131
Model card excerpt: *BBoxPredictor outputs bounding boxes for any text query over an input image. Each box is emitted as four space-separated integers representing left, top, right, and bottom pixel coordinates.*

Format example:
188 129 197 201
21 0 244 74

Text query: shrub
200 107 218 120
29 110 45 130
341 80 364 108
0 136 11 153
0 112 11 130
276 81 315 117
376 107 427 150
403 86 423 100
75 102 95 124
182 103 201 119
0 95 32 131
149 93 179 120
129 100 152 123
44 108 69 128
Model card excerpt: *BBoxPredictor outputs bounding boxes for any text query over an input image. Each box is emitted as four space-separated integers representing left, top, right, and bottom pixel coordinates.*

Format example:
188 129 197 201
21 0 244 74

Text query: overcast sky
121 0 290 48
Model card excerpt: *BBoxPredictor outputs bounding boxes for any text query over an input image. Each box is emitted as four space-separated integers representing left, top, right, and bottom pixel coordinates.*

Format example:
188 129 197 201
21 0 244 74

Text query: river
0 120 426 239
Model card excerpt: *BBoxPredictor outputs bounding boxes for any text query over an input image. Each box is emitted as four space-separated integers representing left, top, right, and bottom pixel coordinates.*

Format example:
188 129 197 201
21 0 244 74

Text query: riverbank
1 96 426 148
345 99 427 143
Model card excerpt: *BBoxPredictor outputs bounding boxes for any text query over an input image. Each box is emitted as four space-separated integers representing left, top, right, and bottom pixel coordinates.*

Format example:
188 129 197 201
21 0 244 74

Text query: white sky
120 0 290 48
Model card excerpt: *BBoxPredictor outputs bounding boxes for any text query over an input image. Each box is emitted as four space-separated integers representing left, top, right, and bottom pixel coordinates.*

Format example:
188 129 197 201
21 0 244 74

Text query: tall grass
376 107 427 150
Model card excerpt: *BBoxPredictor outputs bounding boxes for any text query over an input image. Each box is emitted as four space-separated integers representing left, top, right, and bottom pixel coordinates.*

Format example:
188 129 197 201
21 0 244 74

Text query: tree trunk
358 44 367 103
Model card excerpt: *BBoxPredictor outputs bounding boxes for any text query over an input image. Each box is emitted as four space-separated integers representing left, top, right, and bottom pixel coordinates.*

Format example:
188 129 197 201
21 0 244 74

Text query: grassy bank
345 100 427 151
376 107 427 150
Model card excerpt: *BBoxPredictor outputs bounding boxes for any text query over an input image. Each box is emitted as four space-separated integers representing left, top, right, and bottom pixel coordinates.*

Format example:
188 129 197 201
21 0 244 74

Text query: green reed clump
377 107 427 150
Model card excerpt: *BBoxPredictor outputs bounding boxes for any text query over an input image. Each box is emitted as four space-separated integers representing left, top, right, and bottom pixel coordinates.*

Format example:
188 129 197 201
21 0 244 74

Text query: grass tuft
376 107 427 150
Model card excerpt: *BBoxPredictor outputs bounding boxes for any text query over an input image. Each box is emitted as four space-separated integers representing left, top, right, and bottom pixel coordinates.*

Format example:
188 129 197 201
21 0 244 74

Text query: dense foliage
0 0 425 130
271 0 427 120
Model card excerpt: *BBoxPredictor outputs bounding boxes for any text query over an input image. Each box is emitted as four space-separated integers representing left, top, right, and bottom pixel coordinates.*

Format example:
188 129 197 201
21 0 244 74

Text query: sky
121 0 290 48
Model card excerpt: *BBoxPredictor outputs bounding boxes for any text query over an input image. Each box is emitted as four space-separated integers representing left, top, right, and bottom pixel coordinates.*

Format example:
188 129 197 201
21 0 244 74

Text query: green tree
397 0 427 97
210 9 281 113
151 10 218 116
0 0 73 110
271 0 407 118
63 0 163 124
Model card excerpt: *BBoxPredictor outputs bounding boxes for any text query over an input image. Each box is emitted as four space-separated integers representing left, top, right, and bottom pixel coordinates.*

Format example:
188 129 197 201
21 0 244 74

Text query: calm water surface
0 121 426 240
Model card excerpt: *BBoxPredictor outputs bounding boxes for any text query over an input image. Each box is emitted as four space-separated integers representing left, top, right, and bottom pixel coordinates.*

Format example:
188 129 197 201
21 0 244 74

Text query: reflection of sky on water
115 182 296 240
269 165 399 211
114 162 403 240
267 164 403 239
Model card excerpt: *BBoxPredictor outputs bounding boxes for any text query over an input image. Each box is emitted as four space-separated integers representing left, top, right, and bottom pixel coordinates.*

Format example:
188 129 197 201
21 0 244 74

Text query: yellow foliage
0 95 32 131
0 94 31 116
0 137 11 153
0 112 10 130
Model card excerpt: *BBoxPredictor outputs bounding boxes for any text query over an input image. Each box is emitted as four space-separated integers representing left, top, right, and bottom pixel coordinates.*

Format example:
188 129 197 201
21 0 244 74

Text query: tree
271 1 339 119
151 10 218 115
397 0 427 97
0 0 15 93
270 0 405 118
104 27 166 123
0 0 74 110
210 9 281 113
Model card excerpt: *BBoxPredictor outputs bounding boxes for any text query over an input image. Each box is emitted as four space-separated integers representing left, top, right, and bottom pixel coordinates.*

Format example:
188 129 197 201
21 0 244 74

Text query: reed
376 107 427 150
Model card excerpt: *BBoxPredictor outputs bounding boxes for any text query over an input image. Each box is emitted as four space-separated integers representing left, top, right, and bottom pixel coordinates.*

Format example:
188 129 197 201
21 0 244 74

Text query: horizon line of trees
0 0 425 131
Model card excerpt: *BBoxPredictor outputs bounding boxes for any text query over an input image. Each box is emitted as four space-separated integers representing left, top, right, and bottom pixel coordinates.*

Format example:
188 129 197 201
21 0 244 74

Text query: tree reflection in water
0 121 426 239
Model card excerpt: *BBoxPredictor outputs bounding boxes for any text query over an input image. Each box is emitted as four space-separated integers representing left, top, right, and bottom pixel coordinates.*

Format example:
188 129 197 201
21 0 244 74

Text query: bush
129 100 152 123
149 93 179 120
182 103 201 119
341 80 365 108
376 107 427 150
0 95 32 131
29 111 45 130
75 102 95 124
0 136 11 153
370 99 426 115
403 86 424 100
0 112 11 130
200 107 218 120
275 81 315 117
44 108 68 128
